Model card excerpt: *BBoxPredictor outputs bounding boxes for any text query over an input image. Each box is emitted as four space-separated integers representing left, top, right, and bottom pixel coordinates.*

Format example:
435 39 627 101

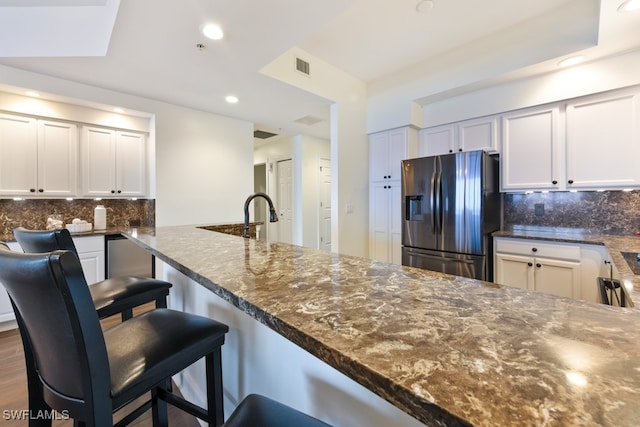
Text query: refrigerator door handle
429 172 436 233
434 171 442 234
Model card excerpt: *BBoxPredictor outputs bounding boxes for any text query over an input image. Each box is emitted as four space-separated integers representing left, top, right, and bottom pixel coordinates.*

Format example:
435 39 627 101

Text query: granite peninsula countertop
124 225 640 427
494 226 640 307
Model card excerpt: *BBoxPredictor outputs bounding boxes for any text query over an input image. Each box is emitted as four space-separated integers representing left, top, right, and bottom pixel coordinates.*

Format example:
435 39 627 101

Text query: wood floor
0 304 200 426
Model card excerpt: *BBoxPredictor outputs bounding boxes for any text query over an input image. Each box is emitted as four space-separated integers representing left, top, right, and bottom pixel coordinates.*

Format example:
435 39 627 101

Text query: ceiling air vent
254 130 278 139
295 56 310 76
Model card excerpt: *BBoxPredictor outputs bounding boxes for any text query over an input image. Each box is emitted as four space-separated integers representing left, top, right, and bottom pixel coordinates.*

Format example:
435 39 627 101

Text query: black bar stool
223 394 332 427
0 242 228 427
13 227 172 321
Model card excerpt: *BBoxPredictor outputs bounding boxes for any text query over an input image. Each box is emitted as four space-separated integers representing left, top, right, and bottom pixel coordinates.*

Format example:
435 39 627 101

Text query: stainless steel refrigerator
401 150 500 281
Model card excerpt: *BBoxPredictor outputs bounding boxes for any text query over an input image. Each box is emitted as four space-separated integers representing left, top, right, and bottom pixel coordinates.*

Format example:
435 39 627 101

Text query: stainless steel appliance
105 234 154 278
401 150 500 281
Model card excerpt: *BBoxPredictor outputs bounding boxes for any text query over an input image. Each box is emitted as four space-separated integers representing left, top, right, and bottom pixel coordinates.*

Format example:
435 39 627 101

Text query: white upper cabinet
419 116 498 157
369 127 411 181
565 89 640 189
0 114 78 197
501 106 561 191
501 87 640 192
82 126 147 197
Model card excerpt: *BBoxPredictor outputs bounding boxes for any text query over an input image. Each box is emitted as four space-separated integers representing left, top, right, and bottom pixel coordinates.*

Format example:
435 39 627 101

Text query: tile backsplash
0 199 155 240
503 190 640 235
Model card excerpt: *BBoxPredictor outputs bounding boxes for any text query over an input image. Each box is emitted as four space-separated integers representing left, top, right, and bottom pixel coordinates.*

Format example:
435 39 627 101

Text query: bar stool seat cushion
90 276 172 318
223 394 332 427
106 308 228 400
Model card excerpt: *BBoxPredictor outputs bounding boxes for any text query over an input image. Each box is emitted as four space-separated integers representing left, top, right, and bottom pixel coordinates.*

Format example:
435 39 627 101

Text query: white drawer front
495 237 580 261
72 235 104 253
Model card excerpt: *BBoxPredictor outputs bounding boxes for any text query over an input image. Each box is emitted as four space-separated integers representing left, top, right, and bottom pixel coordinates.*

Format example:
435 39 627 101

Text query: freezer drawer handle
407 250 475 264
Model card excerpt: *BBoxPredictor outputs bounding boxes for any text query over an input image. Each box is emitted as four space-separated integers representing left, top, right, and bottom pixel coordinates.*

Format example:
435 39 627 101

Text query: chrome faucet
243 192 278 238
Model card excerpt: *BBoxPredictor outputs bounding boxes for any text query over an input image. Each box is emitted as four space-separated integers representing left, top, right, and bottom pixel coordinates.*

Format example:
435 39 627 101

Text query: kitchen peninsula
124 225 640 427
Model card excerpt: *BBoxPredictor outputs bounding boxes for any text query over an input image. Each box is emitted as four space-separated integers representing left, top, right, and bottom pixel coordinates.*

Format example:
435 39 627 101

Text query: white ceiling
0 0 638 140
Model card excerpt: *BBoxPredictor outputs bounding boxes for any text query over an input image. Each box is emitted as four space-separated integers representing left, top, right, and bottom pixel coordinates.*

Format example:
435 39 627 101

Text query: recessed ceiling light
25 91 40 97
202 23 224 40
618 0 640 12
558 55 585 67
225 95 239 104
416 0 434 12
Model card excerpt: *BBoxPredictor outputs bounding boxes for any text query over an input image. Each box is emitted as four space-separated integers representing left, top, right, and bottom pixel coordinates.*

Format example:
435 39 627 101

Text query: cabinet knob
527 262 533 267
458 148 462 152
30 188 36 193
38 188 44 193
117 190 122 194
388 174 391 179
568 179 574 184
536 263 542 268
531 247 538 252
552 180 558 185
449 149 453 153
111 190 116 194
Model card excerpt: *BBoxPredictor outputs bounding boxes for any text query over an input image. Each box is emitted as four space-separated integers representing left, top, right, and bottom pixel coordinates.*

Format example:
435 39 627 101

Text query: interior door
276 159 293 244
319 158 331 251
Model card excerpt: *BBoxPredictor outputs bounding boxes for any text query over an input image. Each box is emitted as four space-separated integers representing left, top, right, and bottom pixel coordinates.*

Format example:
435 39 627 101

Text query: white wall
422 49 640 128
0 64 254 227
261 47 368 258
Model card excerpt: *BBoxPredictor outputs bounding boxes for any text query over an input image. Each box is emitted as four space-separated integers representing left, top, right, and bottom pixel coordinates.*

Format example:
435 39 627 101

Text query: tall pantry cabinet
368 127 417 264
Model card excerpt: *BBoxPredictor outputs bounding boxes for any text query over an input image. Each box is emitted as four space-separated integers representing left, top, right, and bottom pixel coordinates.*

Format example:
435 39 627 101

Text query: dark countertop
124 225 640 427
494 226 640 307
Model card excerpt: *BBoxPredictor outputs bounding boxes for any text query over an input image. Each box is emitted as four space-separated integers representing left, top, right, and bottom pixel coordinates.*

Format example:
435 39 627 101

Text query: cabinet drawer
495 238 580 261
72 235 104 253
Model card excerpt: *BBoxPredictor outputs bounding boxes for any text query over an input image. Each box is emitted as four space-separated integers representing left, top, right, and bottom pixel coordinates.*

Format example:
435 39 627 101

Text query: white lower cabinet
369 181 402 264
494 237 614 303
73 235 106 285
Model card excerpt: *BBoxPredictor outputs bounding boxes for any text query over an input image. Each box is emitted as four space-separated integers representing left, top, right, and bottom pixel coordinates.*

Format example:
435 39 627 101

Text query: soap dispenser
94 205 107 230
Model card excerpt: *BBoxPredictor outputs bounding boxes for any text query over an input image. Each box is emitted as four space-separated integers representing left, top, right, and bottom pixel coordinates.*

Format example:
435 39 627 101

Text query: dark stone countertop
494 226 640 307
124 225 640 427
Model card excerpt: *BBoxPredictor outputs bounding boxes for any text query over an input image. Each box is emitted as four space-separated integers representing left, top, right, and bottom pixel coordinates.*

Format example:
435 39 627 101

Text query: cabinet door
419 125 455 157
37 120 78 197
458 116 498 153
387 128 408 181
0 113 38 196
533 258 580 299
116 131 147 196
370 182 391 262
495 253 533 290
389 181 402 265
566 91 640 189
501 106 561 191
73 236 105 284
78 251 106 285
369 132 390 181
82 126 117 197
